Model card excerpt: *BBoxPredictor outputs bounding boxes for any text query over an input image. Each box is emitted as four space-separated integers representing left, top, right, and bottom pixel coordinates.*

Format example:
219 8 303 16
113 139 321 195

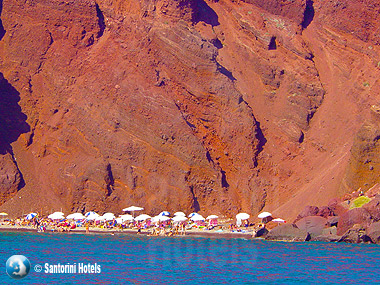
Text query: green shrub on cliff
349 196 371 209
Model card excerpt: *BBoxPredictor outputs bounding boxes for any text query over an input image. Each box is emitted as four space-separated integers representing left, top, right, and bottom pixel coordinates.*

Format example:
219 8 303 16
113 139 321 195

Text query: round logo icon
6 255 31 279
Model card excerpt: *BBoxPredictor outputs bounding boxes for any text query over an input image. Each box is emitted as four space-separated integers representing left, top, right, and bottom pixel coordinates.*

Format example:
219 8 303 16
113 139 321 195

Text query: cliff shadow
0 0 5 40
195 0 219 27
0 72 30 155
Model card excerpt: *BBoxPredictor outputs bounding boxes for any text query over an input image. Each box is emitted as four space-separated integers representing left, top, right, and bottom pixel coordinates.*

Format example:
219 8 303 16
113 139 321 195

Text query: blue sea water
0 231 379 284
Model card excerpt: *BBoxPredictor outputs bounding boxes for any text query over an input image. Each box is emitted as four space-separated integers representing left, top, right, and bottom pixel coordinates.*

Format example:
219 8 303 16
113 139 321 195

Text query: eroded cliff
0 0 379 220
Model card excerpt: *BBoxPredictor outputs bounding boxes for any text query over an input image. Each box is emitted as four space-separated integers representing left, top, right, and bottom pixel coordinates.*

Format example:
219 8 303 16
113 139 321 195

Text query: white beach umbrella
52 211 64 216
48 213 64 220
236 213 250 220
85 211 98 217
188 212 199 218
258 212 272 219
172 216 187 222
73 214 85 220
191 215 205 221
123 206 144 212
67 213 83 219
272 218 286 223
135 214 151 221
0 212 8 216
95 215 106 221
158 215 171 222
206 215 219 220
26 213 37 220
86 213 100 220
174 211 186 216
151 216 159 223
119 214 134 221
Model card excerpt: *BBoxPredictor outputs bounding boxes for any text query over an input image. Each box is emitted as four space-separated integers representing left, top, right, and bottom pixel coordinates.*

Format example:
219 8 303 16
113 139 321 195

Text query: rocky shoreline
262 186 380 244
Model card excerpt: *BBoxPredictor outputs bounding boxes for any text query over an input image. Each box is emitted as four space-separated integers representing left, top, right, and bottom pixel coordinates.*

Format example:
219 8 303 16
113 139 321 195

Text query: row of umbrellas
236 212 286 223
21 207 285 223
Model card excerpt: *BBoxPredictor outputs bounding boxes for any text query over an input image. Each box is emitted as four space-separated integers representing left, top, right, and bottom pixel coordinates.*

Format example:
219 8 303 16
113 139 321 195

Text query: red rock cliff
0 0 379 220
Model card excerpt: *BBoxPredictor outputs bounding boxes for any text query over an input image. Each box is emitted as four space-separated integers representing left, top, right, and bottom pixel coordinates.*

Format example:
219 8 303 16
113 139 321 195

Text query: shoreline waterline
0 224 254 240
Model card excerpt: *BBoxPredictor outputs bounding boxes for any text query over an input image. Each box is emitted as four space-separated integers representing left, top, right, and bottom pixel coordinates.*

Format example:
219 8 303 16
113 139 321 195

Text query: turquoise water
1 231 379 284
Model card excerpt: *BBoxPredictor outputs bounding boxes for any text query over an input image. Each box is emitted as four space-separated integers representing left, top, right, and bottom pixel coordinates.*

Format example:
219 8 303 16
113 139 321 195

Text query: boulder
337 208 372 236
317 206 335 218
327 216 339 227
254 227 269 238
338 224 371 243
265 224 310 242
367 221 380 244
311 234 341 242
295 216 327 238
294 205 319 223
328 200 350 217
363 196 380 222
321 226 337 236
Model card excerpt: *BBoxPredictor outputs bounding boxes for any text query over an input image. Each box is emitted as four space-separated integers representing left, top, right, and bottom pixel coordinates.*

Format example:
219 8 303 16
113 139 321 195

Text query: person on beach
86 223 90 234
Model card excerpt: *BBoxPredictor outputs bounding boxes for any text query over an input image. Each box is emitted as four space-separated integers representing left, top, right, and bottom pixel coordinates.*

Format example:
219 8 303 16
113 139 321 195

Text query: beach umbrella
105 215 115 221
258 212 272 219
73 214 85 220
151 216 159 223
119 214 134 221
158 215 171 222
172 216 187 222
174 211 186 216
48 213 64 220
272 218 286 223
206 215 219 220
236 213 250 220
85 211 98 217
86 213 100 220
52 211 64 216
123 206 144 212
0 212 8 216
188 212 199 218
67 213 84 220
135 214 151 221
102 213 115 221
95 215 106 221
159 211 170 216
191 215 205 221
26 213 37 220
123 206 144 217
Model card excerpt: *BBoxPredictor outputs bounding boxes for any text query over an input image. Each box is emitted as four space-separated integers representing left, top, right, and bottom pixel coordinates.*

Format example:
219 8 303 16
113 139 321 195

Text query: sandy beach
0 224 254 240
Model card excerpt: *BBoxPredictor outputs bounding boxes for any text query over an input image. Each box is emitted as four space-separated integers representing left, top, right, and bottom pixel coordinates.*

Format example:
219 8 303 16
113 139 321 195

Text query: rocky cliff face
0 0 379 219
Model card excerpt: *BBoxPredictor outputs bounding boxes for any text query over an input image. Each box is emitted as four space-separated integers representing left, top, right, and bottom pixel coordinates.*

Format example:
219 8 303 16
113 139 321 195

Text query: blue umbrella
85 211 97 217
26 213 37 220
159 211 170 216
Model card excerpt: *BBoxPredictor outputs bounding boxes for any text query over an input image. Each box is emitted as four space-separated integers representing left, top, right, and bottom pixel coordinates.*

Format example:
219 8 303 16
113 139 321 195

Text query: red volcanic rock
317 206 335 218
338 224 371 244
0 153 22 201
367 221 380 244
337 208 372 236
363 196 380 222
266 224 310 241
327 216 339 227
328 200 349 217
294 205 319 222
295 216 327 238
